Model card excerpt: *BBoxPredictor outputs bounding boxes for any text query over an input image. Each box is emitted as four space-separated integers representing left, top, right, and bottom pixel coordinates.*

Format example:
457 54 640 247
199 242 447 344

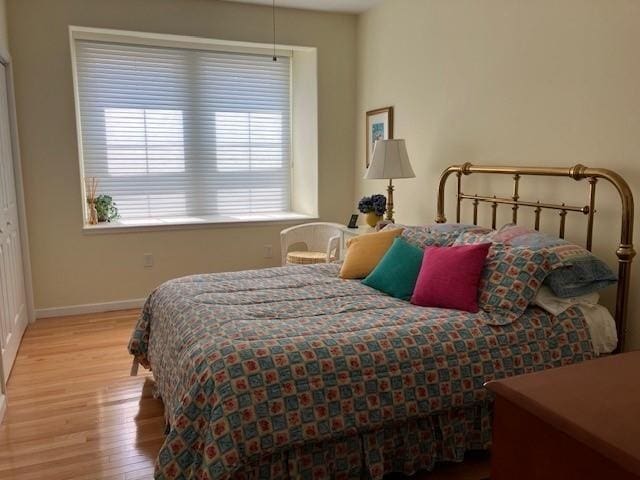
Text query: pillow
579 304 618 355
339 227 404 279
383 223 489 249
427 223 489 234
410 243 491 312
362 238 424 300
453 227 496 246
533 285 599 316
405 227 462 248
494 224 616 298
479 244 561 325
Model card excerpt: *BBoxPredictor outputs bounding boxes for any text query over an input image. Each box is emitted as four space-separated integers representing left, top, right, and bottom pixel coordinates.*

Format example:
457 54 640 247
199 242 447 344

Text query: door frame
0 55 34 326
0 53 34 422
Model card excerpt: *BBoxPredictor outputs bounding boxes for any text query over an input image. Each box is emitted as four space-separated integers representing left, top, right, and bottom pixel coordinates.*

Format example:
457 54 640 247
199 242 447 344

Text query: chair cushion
339 228 404 279
362 237 424 300
287 251 327 265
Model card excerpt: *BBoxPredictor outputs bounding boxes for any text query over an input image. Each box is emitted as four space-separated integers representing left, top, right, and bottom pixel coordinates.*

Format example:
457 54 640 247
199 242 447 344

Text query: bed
129 163 635 480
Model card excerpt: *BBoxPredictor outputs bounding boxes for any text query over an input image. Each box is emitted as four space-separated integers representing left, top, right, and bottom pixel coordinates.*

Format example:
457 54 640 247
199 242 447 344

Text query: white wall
356 0 640 350
7 0 357 310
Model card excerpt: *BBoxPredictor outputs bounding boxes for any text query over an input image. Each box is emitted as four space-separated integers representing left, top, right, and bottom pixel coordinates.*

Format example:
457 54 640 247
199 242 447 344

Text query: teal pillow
362 237 424 300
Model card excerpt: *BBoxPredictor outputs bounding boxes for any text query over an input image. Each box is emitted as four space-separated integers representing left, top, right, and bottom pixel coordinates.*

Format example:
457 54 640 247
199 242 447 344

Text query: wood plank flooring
0 309 490 480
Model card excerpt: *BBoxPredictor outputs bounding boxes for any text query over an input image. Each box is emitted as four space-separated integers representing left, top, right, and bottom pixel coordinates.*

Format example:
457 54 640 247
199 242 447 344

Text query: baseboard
35 298 146 319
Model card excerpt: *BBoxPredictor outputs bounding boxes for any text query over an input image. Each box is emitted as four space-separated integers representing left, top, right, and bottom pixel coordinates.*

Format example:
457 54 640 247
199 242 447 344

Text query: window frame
70 26 317 232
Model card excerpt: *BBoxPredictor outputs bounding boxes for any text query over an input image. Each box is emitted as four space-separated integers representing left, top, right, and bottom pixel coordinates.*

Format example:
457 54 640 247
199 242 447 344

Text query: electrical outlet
263 244 273 259
143 253 153 268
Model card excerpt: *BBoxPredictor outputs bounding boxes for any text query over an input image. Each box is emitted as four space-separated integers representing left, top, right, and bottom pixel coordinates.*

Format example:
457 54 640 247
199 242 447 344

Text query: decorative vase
87 200 98 225
365 212 382 228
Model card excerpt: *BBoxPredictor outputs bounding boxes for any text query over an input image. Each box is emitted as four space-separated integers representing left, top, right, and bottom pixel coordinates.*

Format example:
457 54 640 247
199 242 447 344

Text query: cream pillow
533 285 599 316
339 228 404 279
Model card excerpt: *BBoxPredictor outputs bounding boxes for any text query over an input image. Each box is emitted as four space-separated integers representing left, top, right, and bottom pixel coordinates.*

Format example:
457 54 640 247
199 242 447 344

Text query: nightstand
339 225 375 259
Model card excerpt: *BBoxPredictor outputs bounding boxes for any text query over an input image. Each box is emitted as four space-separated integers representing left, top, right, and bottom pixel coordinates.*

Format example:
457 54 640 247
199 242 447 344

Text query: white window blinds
74 39 291 220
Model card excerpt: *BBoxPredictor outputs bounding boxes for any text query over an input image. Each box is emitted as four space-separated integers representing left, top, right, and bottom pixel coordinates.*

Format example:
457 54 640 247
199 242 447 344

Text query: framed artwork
366 106 394 168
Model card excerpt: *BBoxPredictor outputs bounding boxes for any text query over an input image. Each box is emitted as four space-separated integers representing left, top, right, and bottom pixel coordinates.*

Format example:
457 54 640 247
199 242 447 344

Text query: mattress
129 263 595 479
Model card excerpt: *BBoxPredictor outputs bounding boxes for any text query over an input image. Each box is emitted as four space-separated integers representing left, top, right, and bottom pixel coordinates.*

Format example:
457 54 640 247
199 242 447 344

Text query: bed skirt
219 399 493 480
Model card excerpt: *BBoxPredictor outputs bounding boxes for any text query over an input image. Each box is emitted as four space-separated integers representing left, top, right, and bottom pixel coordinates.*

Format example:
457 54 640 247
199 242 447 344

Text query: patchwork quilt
128 263 594 480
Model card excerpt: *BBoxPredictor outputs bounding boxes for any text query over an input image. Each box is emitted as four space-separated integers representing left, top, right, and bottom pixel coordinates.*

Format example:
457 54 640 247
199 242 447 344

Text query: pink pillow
411 243 491 313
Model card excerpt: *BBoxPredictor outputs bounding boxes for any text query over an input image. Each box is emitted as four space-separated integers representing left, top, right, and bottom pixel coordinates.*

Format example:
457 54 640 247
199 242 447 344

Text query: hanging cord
272 0 277 61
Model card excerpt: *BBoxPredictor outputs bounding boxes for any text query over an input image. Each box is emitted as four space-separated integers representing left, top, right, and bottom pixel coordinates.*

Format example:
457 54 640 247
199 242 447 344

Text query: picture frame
366 106 394 168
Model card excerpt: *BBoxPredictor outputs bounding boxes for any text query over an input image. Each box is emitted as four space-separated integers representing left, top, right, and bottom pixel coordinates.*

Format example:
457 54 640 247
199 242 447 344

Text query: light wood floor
0 310 490 480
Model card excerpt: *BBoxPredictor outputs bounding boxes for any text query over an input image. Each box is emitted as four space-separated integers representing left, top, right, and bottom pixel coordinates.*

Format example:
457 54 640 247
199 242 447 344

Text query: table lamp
365 139 415 222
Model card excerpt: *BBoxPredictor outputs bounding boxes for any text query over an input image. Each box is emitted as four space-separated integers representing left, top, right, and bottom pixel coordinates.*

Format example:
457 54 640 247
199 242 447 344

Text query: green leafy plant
94 194 119 222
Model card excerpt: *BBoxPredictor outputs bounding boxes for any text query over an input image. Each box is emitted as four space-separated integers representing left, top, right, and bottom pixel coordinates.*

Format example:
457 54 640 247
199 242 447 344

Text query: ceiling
222 0 382 14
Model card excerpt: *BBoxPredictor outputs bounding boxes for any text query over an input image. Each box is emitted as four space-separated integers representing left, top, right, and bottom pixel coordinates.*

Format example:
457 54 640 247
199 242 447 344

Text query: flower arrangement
358 194 387 216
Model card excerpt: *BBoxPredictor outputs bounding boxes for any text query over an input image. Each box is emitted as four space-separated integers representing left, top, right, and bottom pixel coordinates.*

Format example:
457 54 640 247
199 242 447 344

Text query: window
73 34 294 225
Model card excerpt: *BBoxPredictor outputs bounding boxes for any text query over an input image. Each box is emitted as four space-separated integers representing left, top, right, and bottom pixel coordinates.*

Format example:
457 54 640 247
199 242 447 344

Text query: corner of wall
0 0 9 59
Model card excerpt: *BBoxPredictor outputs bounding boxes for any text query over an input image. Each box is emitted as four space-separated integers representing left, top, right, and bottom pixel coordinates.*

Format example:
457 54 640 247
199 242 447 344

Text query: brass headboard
436 163 635 351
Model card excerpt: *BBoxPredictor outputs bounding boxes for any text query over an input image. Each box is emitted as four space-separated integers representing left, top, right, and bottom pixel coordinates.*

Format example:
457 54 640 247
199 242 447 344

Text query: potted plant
94 194 119 223
358 194 387 227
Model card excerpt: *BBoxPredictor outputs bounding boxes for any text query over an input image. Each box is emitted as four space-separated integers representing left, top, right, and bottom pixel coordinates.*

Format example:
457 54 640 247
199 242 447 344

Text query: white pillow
533 285 599 316
578 304 618 355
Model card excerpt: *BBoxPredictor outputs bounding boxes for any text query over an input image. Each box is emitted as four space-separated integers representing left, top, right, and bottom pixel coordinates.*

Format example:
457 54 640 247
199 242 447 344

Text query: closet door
0 63 27 381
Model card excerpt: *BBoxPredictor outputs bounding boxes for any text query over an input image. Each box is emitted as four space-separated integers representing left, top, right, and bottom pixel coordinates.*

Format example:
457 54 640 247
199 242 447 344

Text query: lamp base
386 179 394 223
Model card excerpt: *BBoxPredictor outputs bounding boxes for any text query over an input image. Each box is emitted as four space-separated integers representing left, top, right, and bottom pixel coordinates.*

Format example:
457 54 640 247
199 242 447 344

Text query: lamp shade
365 139 416 180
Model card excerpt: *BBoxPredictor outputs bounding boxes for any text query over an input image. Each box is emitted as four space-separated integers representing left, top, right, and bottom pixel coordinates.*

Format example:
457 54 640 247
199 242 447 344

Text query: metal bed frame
436 163 635 351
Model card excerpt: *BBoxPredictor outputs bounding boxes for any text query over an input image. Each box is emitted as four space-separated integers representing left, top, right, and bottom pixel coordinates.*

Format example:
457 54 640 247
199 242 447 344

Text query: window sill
82 212 317 234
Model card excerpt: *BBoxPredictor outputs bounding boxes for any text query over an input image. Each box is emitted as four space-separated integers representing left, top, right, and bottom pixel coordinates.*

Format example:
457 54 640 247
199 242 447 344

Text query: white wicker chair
280 222 344 266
